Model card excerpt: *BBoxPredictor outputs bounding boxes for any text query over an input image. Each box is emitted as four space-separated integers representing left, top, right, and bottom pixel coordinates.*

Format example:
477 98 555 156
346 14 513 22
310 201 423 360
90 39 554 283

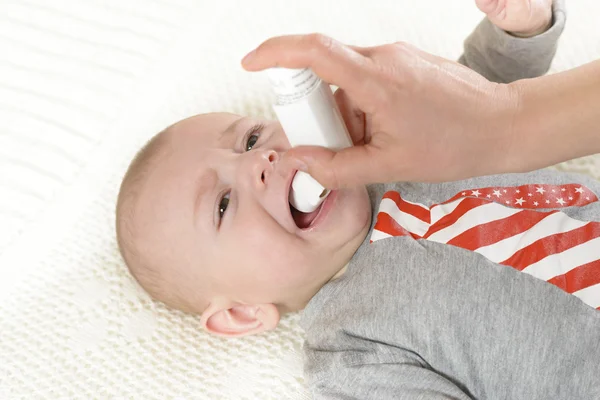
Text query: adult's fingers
333 88 366 145
242 34 377 112
281 144 384 189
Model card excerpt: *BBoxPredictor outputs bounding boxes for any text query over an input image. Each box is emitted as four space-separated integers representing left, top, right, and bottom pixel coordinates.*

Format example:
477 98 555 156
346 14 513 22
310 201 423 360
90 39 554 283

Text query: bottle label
269 68 321 105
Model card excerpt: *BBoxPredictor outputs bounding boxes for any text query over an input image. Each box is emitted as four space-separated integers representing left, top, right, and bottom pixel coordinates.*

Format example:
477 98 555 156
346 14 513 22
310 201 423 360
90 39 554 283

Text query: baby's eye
245 134 259 151
218 192 230 221
244 123 264 152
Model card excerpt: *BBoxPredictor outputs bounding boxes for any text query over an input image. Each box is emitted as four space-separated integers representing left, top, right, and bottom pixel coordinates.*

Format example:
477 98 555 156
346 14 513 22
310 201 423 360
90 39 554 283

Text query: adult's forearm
510 59 600 172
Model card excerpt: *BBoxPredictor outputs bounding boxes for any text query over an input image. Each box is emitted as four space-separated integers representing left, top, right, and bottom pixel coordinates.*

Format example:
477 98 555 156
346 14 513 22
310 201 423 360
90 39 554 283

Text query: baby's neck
329 263 349 282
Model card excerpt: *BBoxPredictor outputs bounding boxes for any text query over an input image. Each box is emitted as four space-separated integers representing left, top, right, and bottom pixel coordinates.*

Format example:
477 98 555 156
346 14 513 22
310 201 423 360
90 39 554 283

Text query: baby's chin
319 185 372 253
343 186 373 240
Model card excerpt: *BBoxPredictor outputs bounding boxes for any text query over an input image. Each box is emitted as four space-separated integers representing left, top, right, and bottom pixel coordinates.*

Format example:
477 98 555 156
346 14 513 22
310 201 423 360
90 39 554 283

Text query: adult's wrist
508 61 600 173
478 81 525 177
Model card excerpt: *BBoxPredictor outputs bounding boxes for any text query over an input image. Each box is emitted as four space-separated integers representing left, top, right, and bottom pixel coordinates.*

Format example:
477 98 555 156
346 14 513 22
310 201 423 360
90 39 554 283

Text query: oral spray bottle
267 67 352 213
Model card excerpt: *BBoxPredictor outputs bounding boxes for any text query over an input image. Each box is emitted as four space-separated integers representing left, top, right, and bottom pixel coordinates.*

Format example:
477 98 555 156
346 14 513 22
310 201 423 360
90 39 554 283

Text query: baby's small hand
475 0 553 37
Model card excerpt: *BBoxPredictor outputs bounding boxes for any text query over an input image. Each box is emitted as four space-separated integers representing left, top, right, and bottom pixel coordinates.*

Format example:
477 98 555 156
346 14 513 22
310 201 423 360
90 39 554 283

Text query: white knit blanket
1 0 599 398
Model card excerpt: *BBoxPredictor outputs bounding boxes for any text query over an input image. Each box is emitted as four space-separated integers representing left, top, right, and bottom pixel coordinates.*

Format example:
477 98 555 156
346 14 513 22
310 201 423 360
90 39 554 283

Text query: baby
117 0 600 398
116 112 371 326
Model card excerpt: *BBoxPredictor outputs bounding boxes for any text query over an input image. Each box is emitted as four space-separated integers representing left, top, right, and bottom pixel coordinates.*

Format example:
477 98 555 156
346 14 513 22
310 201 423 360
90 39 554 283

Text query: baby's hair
116 129 190 311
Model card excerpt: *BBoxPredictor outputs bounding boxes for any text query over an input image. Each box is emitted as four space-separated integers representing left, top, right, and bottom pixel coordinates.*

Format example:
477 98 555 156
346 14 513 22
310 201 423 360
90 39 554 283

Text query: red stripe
373 212 413 238
444 193 472 204
548 183 599 206
443 183 598 208
383 191 430 223
500 222 600 271
423 198 489 239
547 259 600 294
447 210 556 251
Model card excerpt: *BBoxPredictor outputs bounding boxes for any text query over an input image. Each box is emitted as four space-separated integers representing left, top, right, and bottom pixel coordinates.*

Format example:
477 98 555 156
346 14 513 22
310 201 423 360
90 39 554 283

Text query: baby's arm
308 357 473 400
459 0 566 83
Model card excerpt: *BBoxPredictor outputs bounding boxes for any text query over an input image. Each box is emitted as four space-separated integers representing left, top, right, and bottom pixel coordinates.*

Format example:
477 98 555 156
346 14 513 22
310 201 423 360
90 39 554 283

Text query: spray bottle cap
289 171 330 213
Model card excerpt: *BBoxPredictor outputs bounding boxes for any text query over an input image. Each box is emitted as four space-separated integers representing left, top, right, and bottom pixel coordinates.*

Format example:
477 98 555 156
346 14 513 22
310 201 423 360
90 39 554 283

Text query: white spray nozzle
289 171 330 213
267 67 352 214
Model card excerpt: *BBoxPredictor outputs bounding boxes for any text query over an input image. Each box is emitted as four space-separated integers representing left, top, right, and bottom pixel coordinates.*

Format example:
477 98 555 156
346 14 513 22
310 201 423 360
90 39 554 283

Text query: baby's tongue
290 205 320 229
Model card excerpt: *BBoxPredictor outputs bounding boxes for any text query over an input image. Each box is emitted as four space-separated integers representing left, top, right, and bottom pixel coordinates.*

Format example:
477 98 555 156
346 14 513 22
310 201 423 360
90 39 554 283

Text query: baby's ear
201 303 280 337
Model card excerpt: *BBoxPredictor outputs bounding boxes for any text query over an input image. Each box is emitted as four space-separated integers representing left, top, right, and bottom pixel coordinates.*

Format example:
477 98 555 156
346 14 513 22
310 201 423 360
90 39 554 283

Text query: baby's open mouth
290 203 322 229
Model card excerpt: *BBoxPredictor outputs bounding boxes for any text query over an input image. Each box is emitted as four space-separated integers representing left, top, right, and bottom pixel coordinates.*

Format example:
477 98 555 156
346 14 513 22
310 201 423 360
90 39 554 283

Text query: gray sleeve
458 0 566 83
309 360 472 400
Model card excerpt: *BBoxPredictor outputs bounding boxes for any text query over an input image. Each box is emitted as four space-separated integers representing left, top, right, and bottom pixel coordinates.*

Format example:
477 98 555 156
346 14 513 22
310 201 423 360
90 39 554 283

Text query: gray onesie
301 2 600 399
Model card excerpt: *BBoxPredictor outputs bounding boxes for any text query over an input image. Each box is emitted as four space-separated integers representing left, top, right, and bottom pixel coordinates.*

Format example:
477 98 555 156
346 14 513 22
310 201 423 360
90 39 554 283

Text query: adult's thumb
282 144 377 189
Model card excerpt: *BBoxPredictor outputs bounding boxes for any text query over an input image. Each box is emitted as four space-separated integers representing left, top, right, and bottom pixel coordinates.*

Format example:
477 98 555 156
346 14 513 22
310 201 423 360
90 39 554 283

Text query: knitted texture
1 0 599 398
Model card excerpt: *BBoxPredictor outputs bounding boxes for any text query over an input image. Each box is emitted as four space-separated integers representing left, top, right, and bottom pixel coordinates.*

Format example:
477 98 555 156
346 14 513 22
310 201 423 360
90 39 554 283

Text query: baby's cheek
243 231 310 284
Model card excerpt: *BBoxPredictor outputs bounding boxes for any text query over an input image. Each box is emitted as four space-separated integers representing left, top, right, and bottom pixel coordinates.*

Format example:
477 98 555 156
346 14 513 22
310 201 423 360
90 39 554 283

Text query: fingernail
290 155 309 173
242 50 256 66
296 158 309 172
278 155 308 180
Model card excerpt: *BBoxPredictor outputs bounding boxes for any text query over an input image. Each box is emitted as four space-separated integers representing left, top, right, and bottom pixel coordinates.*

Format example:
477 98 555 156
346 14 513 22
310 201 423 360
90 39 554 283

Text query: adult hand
242 34 520 187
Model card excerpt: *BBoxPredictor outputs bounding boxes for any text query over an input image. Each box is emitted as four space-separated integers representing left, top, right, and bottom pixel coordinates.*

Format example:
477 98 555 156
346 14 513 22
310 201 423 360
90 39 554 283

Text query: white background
1 1 599 398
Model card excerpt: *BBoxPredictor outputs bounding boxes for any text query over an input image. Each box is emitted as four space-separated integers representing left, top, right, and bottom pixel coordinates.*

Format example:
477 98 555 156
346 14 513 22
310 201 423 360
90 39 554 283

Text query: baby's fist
475 0 553 37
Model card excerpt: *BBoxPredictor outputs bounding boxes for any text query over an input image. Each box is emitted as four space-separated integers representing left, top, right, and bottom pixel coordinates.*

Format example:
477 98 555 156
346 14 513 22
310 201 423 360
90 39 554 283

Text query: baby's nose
238 149 280 190
260 151 279 184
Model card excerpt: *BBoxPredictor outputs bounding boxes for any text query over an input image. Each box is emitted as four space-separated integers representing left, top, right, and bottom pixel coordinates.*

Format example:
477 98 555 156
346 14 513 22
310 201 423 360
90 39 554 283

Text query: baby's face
135 113 371 323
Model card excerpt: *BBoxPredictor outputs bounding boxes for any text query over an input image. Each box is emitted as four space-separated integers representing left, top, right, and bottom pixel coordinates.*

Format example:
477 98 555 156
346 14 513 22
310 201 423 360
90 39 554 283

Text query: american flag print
370 184 600 310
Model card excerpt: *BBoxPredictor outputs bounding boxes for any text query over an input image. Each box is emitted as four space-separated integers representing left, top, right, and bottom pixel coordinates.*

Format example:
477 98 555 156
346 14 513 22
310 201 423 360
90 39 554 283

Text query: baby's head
116 113 371 336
